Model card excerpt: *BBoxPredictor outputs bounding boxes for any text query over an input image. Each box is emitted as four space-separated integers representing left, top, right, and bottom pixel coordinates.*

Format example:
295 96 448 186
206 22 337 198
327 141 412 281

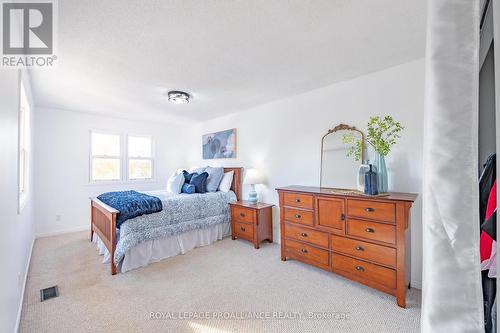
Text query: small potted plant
343 116 404 192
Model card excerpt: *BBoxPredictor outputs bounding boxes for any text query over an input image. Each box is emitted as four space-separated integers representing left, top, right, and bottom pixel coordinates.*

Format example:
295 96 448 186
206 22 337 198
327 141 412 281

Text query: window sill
86 179 157 187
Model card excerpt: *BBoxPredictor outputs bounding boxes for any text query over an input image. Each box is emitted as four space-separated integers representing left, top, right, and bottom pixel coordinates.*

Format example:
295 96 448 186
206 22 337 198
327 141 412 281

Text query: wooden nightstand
229 201 274 249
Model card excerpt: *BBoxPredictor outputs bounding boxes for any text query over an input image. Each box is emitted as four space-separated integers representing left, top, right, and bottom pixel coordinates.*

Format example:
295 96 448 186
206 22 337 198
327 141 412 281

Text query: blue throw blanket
97 190 162 228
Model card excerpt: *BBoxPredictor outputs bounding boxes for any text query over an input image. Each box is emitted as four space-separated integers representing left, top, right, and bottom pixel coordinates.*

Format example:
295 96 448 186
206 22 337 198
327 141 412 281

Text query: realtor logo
1 0 57 68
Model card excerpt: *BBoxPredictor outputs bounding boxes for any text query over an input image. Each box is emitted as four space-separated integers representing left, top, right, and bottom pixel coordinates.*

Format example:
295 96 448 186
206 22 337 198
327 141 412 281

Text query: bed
90 167 242 274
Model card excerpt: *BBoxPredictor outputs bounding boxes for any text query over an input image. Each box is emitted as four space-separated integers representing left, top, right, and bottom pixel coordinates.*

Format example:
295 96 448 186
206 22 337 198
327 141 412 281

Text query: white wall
186 59 425 288
0 70 36 332
34 108 186 236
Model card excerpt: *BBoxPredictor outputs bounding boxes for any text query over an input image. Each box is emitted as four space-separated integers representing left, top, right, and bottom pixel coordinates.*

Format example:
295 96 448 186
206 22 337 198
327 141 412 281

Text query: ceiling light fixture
168 90 190 104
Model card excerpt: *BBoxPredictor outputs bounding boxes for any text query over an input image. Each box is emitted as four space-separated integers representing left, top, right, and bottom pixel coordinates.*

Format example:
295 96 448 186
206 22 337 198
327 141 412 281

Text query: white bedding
93 221 231 273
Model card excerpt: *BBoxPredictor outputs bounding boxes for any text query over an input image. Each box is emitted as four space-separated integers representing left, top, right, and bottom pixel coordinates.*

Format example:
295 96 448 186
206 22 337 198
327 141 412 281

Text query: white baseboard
36 225 88 238
15 226 89 331
410 279 422 290
14 235 35 333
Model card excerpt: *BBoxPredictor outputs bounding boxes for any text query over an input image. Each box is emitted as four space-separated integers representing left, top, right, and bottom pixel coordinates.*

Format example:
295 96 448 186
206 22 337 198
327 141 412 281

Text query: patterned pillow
181 183 196 194
190 172 209 193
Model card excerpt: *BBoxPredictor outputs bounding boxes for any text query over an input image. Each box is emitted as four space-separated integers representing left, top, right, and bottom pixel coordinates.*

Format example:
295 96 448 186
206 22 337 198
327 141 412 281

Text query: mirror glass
320 126 364 189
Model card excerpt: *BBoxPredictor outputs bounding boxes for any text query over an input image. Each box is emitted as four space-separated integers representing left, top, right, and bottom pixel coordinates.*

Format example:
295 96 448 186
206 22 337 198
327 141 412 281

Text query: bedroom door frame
493 0 500 329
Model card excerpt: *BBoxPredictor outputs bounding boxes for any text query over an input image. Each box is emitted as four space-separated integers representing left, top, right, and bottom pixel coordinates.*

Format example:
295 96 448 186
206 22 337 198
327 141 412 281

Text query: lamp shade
243 168 264 185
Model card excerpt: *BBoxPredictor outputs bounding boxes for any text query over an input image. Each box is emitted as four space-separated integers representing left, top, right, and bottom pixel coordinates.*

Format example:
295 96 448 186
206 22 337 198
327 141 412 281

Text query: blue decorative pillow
181 183 195 194
190 172 209 193
205 166 224 192
182 170 198 183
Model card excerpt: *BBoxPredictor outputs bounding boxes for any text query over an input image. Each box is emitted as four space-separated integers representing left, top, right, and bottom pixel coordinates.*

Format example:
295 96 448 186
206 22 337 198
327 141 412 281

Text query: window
128 136 153 179
18 80 30 211
90 132 121 181
90 132 154 182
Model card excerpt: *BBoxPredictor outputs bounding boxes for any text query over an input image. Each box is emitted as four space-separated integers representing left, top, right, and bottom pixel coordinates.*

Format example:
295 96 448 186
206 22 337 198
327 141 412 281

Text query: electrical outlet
55 215 61 222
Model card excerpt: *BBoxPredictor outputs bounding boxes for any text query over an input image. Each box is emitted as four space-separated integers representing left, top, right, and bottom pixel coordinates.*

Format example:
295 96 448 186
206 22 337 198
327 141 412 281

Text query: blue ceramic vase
373 152 388 193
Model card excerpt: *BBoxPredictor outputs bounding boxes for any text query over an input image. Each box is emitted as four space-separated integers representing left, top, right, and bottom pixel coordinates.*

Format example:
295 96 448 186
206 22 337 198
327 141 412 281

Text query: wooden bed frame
90 167 242 275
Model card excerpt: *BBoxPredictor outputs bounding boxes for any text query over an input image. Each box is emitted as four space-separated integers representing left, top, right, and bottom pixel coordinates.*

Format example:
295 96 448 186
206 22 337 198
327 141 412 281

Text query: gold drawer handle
365 207 375 212
240 227 246 232
355 265 365 272
240 213 245 217
365 228 375 233
295 198 301 203
294 214 301 219
301 248 308 254
300 232 308 237
355 246 364 251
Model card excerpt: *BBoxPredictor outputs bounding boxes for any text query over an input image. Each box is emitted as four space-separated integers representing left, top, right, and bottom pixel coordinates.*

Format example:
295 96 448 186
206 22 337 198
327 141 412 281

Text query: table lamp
243 168 264 203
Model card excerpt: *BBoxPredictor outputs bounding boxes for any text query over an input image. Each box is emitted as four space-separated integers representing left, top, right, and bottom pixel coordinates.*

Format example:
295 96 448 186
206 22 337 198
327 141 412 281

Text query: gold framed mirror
320 124 365 189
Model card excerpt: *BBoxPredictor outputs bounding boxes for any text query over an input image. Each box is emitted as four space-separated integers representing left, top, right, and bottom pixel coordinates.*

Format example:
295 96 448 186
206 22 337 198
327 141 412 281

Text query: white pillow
218 170 234 192
167 172 185 194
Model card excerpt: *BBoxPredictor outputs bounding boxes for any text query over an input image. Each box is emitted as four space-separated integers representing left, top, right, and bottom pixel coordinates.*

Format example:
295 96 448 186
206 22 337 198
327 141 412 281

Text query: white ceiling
31 0 427 124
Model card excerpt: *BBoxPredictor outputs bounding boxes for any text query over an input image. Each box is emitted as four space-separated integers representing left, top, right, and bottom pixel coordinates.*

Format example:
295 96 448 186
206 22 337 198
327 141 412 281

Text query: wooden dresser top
276 185 418 203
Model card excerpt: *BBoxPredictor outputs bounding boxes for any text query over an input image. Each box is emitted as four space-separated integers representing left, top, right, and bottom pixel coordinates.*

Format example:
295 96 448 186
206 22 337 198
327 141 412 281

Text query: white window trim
88 131 155 184
127 134 155 181
18 73 30 214
89 130 122 183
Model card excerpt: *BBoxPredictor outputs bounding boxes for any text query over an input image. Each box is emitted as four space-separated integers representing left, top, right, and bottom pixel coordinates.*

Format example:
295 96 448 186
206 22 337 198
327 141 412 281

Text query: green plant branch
341 116 404 160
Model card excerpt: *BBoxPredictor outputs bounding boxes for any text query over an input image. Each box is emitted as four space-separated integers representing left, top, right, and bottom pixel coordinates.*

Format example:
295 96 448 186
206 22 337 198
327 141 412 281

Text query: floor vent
40 286 59 302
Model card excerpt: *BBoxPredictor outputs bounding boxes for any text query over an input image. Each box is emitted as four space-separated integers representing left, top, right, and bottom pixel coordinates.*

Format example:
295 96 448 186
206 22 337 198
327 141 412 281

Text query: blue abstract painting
202 128 236 159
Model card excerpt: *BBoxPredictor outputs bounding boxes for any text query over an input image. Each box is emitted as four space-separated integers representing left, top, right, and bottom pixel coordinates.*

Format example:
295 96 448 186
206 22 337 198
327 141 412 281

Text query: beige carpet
19 231 420 332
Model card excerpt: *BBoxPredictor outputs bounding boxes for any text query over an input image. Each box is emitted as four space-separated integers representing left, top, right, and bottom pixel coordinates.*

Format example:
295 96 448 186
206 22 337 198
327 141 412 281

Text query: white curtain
422 0 483 332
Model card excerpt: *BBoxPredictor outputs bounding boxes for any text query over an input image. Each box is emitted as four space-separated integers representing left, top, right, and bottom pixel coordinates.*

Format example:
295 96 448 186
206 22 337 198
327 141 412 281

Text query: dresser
276 185 417 307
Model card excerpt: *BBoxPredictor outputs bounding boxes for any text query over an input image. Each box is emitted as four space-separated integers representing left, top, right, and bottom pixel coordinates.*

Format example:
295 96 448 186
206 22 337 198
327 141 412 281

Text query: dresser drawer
347 199 395 223
284 207 314 226
332 253 396 289
346 219 396 245
331 235 396 267
233 221 254 241
283 193 314 210
232 206 255 224
285 223 329 248
285 239 329 266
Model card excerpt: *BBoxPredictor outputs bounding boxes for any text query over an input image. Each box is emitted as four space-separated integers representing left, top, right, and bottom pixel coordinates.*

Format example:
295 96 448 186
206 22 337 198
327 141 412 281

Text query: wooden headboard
224 167 242 201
